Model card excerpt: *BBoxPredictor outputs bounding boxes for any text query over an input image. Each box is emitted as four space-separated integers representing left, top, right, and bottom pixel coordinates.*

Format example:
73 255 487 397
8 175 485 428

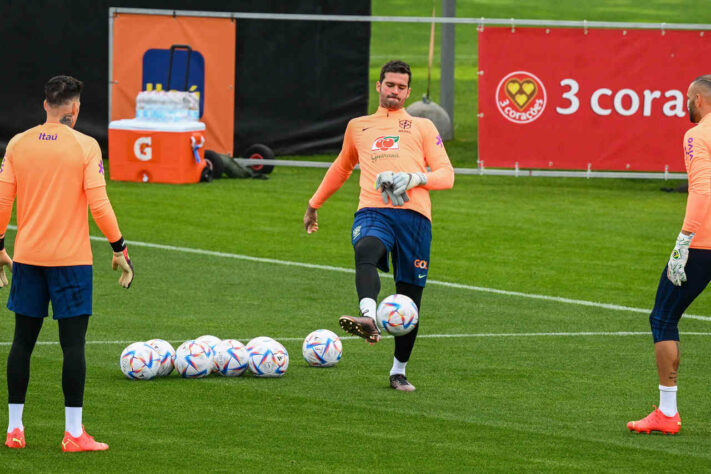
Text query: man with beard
627 75 711 435
303 60 454 391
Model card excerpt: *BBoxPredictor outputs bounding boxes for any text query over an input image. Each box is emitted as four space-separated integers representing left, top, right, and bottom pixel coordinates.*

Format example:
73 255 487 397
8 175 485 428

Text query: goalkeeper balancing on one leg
303 60 454 391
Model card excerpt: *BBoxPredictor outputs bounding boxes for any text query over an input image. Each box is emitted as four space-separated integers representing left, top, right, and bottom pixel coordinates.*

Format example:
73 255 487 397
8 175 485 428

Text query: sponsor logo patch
496 71 547 124
371 136 400 152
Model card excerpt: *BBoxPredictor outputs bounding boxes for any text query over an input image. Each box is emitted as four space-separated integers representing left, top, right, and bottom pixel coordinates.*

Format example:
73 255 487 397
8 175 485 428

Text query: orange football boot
5 428 25 448
627 406 681 435
61 426 109 452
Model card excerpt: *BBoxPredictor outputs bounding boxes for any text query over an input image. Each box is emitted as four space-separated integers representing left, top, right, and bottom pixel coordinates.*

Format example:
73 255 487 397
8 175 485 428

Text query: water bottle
135 91 145 119
180 92 191 122
155 91 167 122
188 93 200 121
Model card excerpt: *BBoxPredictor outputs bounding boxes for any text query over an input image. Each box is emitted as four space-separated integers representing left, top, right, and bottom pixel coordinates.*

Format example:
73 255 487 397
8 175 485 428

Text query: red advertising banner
478 27 711 172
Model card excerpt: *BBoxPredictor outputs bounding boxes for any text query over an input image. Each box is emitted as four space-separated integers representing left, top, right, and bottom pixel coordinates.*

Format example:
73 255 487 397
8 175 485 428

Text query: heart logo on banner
505 79 537 110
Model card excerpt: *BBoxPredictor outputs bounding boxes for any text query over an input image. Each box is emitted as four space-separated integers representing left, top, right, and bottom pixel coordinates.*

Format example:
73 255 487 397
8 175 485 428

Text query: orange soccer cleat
5 428 25 448
627 406 681 435
61 426 109 452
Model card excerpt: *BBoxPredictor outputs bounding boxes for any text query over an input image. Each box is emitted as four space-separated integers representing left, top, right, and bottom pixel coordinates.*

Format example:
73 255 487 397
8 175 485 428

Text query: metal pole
440 0 455 137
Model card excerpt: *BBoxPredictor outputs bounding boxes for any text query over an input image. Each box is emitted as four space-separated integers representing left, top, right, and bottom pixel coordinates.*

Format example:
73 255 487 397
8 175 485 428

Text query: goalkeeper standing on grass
304 60 454 391
627 75 711 435
0 76 133 451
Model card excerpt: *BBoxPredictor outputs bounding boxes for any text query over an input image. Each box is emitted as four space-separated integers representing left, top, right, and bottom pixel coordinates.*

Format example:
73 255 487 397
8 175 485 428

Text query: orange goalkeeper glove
110 237 134 289
0 235 12 288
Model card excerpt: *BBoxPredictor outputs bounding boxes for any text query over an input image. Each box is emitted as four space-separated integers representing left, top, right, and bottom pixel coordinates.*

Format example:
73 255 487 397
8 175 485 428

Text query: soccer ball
302 329 342 367
120 342 160 380
196 335 222 373
376 294 419 336
146 338 176 376
246 336 275 354
213 339 249 376
248 339 289 377
174 340 213 378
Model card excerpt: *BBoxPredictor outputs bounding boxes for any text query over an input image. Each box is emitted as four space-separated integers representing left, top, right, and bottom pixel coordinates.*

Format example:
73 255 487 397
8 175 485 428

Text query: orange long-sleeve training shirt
0 123 121 266
309 107 454 221
682 113 711 249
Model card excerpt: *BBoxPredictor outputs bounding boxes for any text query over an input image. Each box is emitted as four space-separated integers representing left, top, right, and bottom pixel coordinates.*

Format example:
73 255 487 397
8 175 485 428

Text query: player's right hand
112 247 134 289
375 171 406 207
0 248 12 288
667 232 693 286
304 204 319 234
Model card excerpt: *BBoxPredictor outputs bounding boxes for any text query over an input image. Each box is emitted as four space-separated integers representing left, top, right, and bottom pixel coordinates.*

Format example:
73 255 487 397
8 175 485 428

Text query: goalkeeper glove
667 232 694 286
392 172 427 196
375 171 405 206
0 235 12 288
110 237 134 289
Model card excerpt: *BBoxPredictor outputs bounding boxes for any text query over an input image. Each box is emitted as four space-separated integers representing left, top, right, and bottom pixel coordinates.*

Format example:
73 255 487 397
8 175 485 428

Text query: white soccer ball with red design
196 335 222 373
213 339 249 376
302 329 342 367
146 338 176 376
120 342 160 380
248 339 289 377
246 336 275 354
174 340 213 378
376 294 419 336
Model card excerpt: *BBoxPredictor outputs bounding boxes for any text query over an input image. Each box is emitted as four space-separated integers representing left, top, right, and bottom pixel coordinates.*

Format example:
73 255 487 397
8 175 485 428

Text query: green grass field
2 168 711 471
4 1 711 471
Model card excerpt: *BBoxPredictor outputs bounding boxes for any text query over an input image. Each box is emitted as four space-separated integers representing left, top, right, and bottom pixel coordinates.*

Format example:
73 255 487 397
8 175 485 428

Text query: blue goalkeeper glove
392 172 427 196
667 232 693 286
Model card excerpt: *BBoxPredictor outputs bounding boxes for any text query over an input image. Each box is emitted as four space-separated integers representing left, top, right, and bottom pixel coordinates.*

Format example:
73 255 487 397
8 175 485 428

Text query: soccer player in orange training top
304 60 454 391
627 75 711 435
1 76 134 451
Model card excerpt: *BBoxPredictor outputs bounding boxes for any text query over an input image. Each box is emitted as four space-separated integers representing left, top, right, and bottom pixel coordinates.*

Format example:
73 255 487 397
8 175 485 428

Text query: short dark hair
379 60 411 86
45 75 83 106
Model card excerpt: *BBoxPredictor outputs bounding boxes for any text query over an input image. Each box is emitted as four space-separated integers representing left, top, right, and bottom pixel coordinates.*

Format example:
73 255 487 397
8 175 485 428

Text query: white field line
6 226 711 323
2 331 711 347
100 233 711 323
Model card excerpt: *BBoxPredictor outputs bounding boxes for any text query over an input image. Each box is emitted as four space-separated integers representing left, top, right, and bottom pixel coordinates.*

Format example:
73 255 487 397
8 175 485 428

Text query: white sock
359 298 377 321
65 407 83 437
659 385 678 417
390 357 407 376
8 404 24 433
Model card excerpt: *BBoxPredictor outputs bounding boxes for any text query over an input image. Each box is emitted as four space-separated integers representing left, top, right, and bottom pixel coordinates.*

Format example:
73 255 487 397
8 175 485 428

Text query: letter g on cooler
133 136 152 161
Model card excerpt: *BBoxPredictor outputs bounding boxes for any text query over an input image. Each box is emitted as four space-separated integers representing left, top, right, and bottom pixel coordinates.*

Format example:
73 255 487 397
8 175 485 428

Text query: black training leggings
7 314 89 407
394 281 423 363
354 237 424 363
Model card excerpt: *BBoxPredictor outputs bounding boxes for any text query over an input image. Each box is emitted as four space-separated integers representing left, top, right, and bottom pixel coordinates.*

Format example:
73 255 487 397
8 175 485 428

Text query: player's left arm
83 141 133 288
667 131 711 285
392 120 454 195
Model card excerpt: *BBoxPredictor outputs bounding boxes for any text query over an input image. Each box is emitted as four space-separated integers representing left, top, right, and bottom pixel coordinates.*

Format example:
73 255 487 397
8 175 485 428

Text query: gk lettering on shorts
414 259 428 269
133 137 152 161
478 27 711 171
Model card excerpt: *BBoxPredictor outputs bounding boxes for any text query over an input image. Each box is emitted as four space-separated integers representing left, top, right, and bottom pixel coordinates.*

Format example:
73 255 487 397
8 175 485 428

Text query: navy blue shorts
352 207 432 287
649 248 711 342
7 262 93 319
